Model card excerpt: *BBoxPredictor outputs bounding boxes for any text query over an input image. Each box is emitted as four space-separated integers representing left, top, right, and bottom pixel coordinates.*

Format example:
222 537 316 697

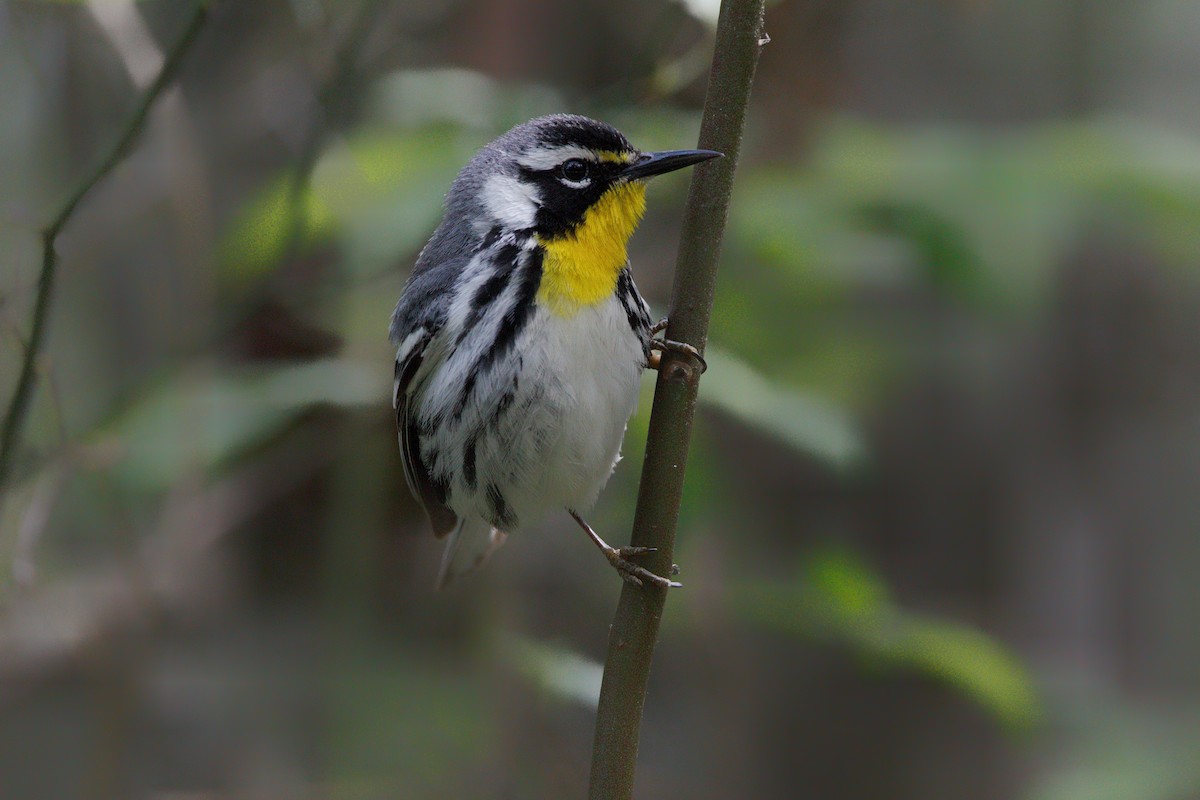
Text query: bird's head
476 115 719 237
454 115 721 314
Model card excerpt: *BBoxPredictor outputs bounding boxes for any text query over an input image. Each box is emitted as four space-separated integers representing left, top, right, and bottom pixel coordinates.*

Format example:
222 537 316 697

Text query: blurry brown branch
587 0 765 798
0 3 210 510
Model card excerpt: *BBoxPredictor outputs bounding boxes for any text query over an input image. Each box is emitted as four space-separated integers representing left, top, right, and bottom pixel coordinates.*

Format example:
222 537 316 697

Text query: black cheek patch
525 171 612 239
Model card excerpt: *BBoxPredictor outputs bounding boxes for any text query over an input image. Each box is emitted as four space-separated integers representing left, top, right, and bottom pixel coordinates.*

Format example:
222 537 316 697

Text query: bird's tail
436 517 509 590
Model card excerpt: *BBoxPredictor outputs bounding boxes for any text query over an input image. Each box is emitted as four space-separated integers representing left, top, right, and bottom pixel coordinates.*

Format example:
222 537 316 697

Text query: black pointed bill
619 149 723 181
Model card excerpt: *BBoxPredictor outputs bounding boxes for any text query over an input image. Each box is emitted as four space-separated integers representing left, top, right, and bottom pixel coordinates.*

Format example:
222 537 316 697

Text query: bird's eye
560 158 590 183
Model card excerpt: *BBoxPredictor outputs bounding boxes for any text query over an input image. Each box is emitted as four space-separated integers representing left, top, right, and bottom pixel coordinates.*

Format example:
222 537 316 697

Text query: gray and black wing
392 328 457 539
390 200 494 539
390 237 467 539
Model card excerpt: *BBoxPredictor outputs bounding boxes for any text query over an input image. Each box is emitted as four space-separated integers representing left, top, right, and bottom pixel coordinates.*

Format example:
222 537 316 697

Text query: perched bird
389 114 719 589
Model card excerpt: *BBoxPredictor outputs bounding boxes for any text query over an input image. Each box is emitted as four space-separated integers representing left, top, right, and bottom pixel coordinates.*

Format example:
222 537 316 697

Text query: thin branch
587 0 766 798
0 3 210 508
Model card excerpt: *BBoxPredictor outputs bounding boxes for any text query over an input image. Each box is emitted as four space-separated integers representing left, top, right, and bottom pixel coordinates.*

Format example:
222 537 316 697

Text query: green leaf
1028 696 1200 800
733 549 1041 730
217 178 333 284
499 634 603 709
101 358 385 490
881 615 1040 731
218 127 471 286
857 200 982 297
700 347 866 470
729 118 1200 314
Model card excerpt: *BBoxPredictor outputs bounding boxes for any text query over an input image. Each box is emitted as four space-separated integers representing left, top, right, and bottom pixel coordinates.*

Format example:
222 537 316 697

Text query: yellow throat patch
536 181 647 317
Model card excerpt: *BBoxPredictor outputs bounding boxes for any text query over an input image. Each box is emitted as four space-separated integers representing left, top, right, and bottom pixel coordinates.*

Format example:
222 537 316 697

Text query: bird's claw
605 546 682 589
648 317 706 373
649 338 707 373
571 509 682 589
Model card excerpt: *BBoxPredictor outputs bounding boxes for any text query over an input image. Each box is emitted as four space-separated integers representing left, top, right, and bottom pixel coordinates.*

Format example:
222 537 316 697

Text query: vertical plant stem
587 0 766 798
0 3 211 508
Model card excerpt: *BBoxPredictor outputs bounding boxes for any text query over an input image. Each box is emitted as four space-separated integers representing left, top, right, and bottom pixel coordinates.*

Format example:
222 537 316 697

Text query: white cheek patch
480 173 540 229
516 145 595 171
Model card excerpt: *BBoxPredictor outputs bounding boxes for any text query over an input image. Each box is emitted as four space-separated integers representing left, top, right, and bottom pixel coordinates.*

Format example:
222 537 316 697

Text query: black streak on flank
463 434 477 490
479 247 543 373
615 270 644 336
472 245 519 311
486 364 520 433
486 483 516 529
456 243 521 347
494 382 517 420
453 248 542 420
453 371 477 421
480 225 503 250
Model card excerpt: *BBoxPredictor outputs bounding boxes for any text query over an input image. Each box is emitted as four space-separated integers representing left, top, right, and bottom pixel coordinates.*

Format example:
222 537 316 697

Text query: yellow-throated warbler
390 115 719 589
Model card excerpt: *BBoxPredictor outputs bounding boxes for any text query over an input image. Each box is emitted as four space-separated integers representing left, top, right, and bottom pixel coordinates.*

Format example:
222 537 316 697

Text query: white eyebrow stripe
515 145 596 171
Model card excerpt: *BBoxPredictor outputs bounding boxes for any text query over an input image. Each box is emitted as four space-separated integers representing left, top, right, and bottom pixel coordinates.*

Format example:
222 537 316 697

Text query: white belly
418 293 646 531
520 297 646 512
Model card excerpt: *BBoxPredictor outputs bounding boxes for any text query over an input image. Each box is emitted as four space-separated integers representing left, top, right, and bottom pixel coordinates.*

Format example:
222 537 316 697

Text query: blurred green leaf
101 358 385 490
218 178 334 283
219 127 472 286
886 617 1040 731
700 347 866 470
733 549 1041 730
730 118 1200 311
1029 696 1200 800
857 200 982 297
499 634 603 709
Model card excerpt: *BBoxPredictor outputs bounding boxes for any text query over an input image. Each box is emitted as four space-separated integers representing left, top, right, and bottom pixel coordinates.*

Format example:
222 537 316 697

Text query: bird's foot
603 545 682 589
570 510 681 589
647 318 706 374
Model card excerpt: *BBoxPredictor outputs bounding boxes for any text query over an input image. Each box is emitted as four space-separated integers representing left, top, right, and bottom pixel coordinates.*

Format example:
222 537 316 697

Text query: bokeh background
3 0 1200 797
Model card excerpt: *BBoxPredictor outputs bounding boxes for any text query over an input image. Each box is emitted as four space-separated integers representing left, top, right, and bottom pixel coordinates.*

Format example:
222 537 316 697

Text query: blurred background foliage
2 0 1199 798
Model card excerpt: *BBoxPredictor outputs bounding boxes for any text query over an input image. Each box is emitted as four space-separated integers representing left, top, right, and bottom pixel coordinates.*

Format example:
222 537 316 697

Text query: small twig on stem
0 3 211 510
587 0 766 798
